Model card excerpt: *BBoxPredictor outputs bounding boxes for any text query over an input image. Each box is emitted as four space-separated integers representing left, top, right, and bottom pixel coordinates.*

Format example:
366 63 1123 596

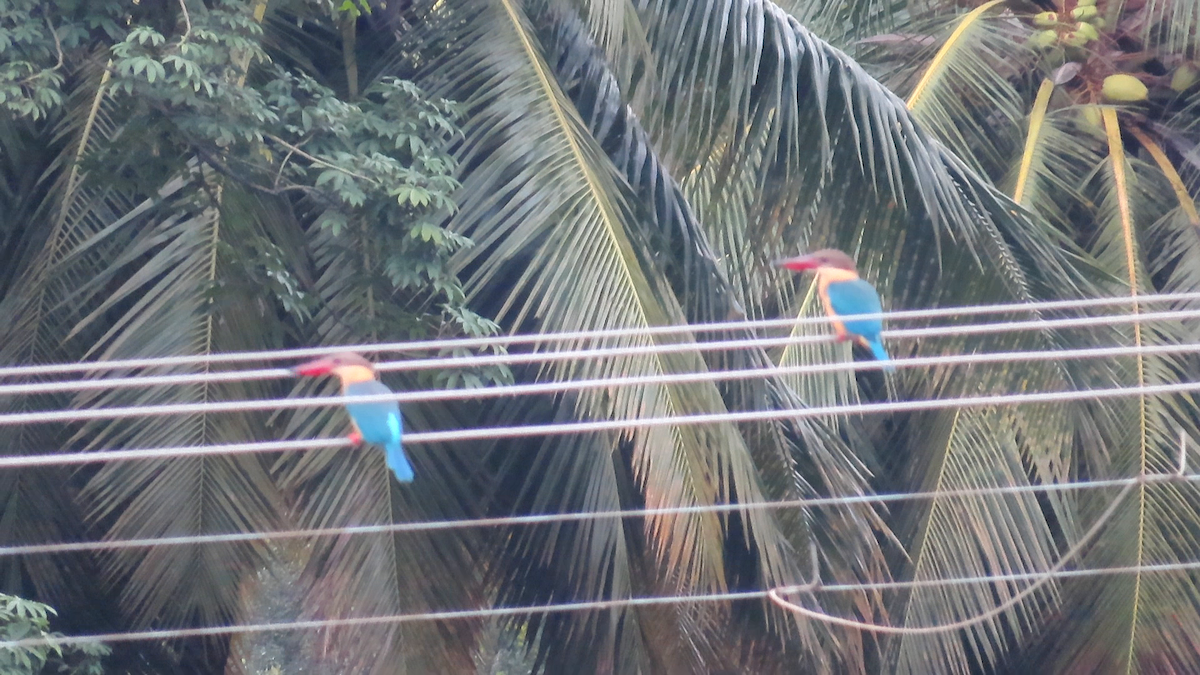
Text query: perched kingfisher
776 249 893 370
293 352 413 482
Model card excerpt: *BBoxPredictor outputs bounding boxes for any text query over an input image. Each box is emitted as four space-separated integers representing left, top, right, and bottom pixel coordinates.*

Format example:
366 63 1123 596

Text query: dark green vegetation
1 0 1198 672
0 593 107 675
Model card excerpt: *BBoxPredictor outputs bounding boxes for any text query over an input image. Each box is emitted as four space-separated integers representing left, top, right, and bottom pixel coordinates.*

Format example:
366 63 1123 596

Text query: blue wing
825 279 884 341
344 380 413 482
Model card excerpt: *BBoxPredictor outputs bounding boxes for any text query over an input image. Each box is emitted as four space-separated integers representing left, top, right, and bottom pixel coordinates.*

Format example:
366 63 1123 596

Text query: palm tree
790 0 1200 670
2 0 1189 673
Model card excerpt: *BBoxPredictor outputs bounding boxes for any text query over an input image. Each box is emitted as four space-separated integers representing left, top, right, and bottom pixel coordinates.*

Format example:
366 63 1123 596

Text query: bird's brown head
775 248 858 273
292 352 377 382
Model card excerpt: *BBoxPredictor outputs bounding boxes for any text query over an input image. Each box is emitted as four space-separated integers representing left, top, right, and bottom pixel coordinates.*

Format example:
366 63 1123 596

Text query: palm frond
541 11 886 573
272 213 487 672
1142 0 1200 57
563 0 654 99
415 0 854 667
631 0 1031 260
0 54 133 621
1002 106 1109 247
483 395 662 673
883 407 1062 675
1028 112 1200 673
626 3 1114 672
65 187 286 637
890 2 1030 179
782 0 913 51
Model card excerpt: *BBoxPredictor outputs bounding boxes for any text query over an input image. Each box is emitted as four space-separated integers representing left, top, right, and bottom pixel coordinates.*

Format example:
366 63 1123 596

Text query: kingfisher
776 249 893 370
293 352 414 482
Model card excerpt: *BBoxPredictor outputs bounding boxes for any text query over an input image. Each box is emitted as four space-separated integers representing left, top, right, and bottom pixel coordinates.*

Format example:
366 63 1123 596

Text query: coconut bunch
1029 0 1103 49
1022 0 1200 104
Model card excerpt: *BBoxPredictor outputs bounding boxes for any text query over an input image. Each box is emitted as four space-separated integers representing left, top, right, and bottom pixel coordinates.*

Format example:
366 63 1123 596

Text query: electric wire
3 297 1200 649
6 559 1200 650
3 378 1200 467
0 466 1168 646
769 475 1139 634
1 307 1198 419
2 308 1199 399
1 291 1198 379
4 339 1200 423
0 472 1192 558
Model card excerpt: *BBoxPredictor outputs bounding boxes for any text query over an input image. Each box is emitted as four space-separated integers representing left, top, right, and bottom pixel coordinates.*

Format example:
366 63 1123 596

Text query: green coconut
1074 22 1099 41
1071 5 1098 20
1172 64 1199 92
1033 11 1059 27
1028 29 1059 49
1102 74 1149 102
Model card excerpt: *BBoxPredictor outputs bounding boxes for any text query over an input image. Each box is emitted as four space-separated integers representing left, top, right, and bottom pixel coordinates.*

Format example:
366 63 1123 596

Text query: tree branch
44 13 63 71
176 0 193 42
263 134 379 185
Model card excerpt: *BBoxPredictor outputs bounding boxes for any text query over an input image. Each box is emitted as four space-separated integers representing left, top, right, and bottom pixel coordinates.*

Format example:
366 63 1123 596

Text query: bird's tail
867 338 895 373
385 441 414 483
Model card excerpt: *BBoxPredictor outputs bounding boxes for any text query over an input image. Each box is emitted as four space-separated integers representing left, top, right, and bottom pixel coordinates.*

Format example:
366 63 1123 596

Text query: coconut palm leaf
1021 117 1200 673
539 10 889 593
881 1 1030 179
270 207 488 672
1140 0 1200 56
881 406 1063 675
619 4 1118 672
482 396 665 673
412 0 872 667
577 1 1110 672
0 55 136 624
628 0 1037 256
63 185 286 639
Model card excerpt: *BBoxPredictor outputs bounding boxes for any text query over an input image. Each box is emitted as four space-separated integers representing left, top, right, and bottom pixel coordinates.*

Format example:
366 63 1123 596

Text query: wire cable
1 291 1198 379
3 307 1199 398
3 299 1200 649
7 557 1200 649
2 378 1199 467
0 306 1195 410
770 475 1139 634
5 339 1200 423
0 472 1192 558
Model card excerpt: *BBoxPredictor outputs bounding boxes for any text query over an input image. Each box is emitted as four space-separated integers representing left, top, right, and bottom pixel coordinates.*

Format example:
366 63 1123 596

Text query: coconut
1075 22 1099 41
1102 74 1149 102
1071 5 1098 20
1062 31 1089 47
1172 64 1199 92
1033 11 1059 27
1028 29 1058 49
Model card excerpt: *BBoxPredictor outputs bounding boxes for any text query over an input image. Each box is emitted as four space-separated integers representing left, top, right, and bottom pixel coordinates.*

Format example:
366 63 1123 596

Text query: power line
0 471 1160 648
2 305 1190 403
6 558 1200 650
1 291 1197 379
770 475 1138 635
0 472 1190 557
2 378 1198 468
4 339 1199 423
2 308 1198 398
3 298 1199 651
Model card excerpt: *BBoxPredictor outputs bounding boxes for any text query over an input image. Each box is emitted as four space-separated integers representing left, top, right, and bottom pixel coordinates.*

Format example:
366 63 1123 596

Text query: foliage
0 593 108 675
1 0 491 671
5 0 1198 673
789 0 1200 672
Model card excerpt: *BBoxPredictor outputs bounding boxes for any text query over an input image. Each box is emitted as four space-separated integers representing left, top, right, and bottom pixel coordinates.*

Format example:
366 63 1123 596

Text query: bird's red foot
347 431 364 445
835 333 852 343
